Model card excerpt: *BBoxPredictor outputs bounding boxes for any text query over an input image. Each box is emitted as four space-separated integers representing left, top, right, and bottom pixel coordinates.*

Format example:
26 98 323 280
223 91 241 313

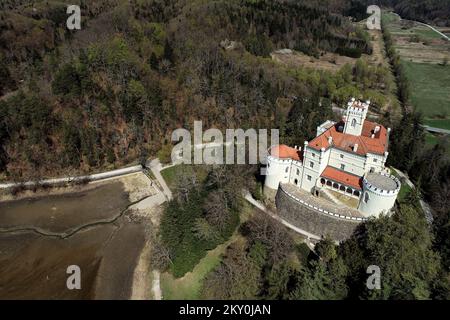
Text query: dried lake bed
0 173 157 299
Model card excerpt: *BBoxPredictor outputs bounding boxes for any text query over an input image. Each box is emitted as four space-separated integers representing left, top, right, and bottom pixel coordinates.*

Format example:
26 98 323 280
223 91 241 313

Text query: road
391 12 449 41
146 159 173 201
0 165 143 189
423 125 450 135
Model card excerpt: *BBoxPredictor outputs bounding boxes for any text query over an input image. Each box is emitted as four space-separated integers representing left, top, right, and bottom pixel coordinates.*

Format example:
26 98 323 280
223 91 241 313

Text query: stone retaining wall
275 186 362 241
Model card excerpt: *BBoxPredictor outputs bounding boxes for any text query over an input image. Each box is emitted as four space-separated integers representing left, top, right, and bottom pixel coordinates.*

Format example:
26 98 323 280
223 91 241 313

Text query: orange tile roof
270 144 302 161
308 120 388 156
321 166 363 190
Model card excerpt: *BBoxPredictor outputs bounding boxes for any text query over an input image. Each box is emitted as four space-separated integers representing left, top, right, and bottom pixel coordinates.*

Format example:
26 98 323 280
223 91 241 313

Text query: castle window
373 158 378 163
307 175 312 181
340 154 344 159
312 153 316 158
285 167 289 173
309 161 314 168
294 179 298 185
340 164 345 170
364 192 370 203
351 118 356 127
296 169 300 175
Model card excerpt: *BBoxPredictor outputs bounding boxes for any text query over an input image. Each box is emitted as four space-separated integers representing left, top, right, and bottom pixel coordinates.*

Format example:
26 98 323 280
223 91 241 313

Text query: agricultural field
401 61 450 119
383 11 450 130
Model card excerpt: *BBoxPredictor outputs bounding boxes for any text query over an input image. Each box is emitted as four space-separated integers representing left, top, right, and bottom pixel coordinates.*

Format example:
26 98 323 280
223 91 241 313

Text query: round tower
358 172 401 217
265 145 301 190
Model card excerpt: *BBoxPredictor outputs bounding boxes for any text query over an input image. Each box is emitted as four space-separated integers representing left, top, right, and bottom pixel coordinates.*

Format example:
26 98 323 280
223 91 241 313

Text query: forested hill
0 0 372 180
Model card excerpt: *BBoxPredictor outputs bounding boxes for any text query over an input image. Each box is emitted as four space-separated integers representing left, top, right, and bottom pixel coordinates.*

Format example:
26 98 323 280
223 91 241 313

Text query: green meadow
401 61 450 128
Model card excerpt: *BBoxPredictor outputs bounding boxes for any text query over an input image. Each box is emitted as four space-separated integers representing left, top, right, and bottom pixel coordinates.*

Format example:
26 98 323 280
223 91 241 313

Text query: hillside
0 0 373 181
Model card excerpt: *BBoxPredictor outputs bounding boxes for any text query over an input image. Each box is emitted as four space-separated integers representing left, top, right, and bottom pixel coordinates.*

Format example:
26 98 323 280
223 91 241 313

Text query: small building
265 98 400 218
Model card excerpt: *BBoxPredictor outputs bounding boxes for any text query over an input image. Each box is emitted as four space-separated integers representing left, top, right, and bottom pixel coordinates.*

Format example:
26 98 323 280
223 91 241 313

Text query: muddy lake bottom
0 181 149 299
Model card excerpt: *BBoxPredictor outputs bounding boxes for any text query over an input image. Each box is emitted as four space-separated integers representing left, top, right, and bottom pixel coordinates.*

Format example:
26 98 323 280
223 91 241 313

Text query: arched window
364 192 370 203
285 167 289 173
351 118 356 127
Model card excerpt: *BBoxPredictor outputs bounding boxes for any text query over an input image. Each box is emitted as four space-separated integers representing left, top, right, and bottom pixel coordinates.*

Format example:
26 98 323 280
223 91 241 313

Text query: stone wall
276 186 362 242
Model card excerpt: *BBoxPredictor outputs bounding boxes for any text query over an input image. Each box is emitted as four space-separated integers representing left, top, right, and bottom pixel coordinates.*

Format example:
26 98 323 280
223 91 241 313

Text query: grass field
160 238 231 300
401 61 450 122
160 164 209 189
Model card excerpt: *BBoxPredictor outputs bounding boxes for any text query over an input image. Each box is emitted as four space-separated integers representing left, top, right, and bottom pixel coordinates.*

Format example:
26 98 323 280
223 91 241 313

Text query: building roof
270 144 302 161
365 173 399 191
321 166 363 190
308 120 388 156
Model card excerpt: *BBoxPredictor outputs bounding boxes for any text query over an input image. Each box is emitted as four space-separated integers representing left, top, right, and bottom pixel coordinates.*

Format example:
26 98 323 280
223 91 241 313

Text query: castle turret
343 98 369 136
358 172 401 217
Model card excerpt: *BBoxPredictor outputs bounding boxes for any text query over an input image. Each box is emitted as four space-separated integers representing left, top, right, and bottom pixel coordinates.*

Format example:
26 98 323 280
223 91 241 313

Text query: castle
265 98 401 218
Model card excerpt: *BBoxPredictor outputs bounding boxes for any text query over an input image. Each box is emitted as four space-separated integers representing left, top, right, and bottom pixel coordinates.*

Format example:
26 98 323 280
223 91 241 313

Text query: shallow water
0 182 146 299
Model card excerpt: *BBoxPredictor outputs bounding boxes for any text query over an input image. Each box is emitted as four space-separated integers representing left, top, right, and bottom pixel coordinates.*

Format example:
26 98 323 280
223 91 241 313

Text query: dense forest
154 162 449 300
0 0 376 181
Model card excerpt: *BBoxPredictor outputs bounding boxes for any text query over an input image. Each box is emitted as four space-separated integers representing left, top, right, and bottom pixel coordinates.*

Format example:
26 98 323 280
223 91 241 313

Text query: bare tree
151 240 172 272
203 190 230 232
243 212 294 265
173 166 199 202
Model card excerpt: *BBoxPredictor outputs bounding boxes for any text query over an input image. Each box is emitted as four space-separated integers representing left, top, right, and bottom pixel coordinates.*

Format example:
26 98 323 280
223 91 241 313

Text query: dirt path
130 239 154 300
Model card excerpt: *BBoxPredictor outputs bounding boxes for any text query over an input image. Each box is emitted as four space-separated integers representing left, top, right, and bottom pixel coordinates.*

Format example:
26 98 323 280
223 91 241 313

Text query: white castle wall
265 156 293 190
358 174 400 217
289 161 304 187
300 144 322 192
328 148 366 176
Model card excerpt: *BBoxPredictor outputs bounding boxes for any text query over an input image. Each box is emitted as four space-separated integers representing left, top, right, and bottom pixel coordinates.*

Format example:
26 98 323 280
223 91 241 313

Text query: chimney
371 134 375 138
328 136 333 145
374 126 380 134
354 144 358 152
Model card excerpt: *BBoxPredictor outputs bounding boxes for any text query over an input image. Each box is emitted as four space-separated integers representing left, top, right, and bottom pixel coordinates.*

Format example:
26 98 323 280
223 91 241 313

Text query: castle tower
358 172 401 217
343 98 369 136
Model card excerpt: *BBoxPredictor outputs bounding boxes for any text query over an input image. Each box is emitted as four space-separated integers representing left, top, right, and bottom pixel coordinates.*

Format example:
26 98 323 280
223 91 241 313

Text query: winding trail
244 191 322 249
